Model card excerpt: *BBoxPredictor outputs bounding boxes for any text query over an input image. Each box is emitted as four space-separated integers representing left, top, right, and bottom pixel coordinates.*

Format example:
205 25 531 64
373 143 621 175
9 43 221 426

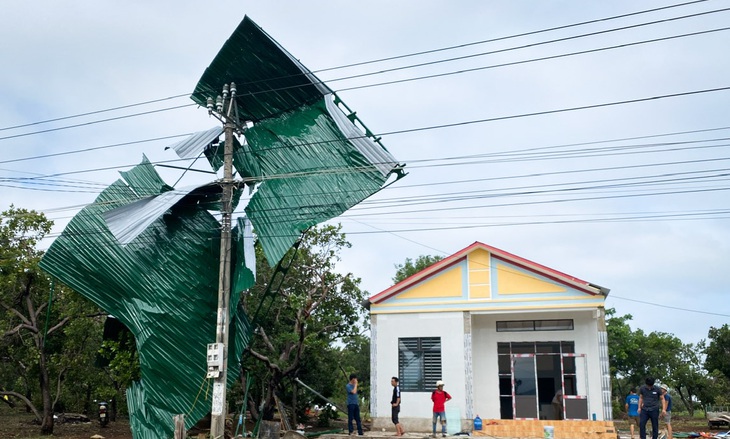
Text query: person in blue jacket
625 388 640 439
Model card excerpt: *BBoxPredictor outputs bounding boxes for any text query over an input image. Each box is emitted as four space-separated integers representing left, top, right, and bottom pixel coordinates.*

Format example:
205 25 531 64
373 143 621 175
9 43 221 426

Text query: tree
0 206 101 434
705 324 730 379
241 224 367 425
606 308 715 416
392 255 444 284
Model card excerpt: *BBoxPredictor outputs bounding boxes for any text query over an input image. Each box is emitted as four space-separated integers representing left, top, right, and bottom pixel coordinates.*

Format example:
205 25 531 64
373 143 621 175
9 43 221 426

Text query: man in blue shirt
662 385 673 439
625 388 640 439
346 374 364 436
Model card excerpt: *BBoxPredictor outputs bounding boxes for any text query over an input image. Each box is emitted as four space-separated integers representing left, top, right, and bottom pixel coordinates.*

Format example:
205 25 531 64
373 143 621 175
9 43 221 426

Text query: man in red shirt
431 381 452 437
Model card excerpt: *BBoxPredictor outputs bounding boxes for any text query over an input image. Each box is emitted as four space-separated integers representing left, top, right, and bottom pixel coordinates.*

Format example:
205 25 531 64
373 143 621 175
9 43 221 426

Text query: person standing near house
662 385 672 439
391 377 405 436
346 374 364 436
625 387 640 439
638 377 666 439
431 380 452 438
551 389 563 420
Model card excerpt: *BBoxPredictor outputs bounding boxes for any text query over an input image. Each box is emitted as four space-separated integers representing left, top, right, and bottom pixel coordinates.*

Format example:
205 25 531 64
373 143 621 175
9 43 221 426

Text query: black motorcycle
98 401 109 427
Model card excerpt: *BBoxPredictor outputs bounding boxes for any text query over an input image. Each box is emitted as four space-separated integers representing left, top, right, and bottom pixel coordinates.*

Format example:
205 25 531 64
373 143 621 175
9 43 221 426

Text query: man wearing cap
431 381 451 438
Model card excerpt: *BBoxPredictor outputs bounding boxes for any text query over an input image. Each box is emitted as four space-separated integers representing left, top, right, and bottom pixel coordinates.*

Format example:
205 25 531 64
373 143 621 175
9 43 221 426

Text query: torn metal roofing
169 126 224 159
191 16 331 123
39 159 255 439
242 95 402 263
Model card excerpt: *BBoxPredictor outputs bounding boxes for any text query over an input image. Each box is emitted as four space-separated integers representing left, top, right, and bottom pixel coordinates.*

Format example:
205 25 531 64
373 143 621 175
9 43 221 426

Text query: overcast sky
1 1 728 346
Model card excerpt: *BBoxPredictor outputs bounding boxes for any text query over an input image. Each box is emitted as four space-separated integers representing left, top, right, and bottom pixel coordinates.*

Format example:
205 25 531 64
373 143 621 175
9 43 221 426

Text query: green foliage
239 224 368 424
606 308 718 416
0 206 112 433
392 255 444 284
705 324 730 379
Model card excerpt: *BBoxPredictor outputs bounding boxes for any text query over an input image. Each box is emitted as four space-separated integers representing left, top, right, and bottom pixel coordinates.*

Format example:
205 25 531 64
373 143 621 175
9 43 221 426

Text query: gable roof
369 241 609 304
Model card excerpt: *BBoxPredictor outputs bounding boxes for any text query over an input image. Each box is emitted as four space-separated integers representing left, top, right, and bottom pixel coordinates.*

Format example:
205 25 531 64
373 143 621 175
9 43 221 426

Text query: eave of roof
369 241 606 304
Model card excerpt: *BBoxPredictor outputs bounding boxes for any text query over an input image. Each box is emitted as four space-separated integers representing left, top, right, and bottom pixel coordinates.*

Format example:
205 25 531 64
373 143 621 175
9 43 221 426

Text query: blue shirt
626 393 639 416
664 393 672 412
346 383 358 406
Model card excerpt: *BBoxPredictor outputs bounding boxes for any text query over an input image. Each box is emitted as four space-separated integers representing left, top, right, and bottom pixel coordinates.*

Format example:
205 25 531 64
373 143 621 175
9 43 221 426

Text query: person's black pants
639 409 659 439
347 403 363 435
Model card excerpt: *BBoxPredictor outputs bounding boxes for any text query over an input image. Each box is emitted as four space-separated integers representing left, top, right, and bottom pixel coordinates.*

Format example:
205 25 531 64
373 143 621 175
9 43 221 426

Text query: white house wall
372 311 466 424
471 309 604 420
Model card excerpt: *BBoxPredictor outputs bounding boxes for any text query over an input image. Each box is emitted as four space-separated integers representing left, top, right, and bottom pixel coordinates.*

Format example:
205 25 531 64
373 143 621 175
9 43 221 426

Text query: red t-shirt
431 390 451 412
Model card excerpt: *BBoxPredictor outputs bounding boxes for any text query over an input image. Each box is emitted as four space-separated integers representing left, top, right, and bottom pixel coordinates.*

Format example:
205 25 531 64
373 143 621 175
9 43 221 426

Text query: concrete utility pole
206 83 238 439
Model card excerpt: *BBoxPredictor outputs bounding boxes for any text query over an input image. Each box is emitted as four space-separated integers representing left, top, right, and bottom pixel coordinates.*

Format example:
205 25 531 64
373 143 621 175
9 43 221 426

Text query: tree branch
3 323 38 337
0 391 42 421
257 327 277 354
0 301 32 327
247 347 282 374
46 317 70 336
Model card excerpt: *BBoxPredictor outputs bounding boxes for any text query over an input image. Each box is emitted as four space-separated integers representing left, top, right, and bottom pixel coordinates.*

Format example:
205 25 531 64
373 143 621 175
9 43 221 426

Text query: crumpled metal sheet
169 126 224 160
191 16 331 123
39 159 254 439
242 95 401 264
103 157 242 246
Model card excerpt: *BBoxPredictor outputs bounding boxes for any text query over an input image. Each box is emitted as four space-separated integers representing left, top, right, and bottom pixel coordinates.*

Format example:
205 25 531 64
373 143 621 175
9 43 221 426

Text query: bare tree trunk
291 381 298 427
39 351 54 435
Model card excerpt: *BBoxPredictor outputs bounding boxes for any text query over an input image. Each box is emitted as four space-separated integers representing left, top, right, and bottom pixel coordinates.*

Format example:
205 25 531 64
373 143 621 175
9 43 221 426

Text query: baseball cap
436 380 445 387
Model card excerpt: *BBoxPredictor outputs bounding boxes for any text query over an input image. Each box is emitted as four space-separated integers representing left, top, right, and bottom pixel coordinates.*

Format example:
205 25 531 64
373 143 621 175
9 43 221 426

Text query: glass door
512 355 538 419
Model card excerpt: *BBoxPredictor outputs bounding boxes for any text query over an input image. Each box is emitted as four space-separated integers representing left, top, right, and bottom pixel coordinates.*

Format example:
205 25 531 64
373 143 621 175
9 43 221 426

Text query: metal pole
294 378 346 414
210 90 236 439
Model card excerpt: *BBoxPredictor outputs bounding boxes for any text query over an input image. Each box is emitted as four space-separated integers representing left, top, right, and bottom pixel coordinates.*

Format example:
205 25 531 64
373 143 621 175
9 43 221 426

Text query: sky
1 1 729 346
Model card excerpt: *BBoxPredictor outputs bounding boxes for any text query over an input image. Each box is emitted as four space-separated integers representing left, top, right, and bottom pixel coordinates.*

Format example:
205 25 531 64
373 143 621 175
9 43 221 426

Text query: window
496 319 573 332
398 337 442 391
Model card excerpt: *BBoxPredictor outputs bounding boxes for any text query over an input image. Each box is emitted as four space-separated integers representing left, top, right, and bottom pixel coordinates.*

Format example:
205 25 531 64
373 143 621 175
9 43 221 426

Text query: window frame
496 319 574 332
398 336 442 392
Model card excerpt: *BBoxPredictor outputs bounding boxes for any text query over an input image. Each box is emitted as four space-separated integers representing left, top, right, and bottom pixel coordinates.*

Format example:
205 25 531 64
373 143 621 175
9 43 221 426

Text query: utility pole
206 82 238 439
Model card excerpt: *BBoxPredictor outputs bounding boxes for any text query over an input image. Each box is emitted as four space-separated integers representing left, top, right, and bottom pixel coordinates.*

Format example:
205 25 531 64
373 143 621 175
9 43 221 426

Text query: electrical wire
0 0 710 133
4 83 730 187
3 11 729 144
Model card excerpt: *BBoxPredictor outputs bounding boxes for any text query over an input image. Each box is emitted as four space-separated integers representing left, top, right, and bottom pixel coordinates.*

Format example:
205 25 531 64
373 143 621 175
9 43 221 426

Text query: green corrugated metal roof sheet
191 16 331 123
242 96 398 264
39 159 254 439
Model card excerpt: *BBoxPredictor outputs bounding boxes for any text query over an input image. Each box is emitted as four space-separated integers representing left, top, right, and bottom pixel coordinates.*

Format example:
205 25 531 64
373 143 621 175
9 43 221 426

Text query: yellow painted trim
469 270 490 285
371 302 604 315
469 284 490 299
398 265 463 299
496 263 566 295
373 295 600 308
468 249 492 299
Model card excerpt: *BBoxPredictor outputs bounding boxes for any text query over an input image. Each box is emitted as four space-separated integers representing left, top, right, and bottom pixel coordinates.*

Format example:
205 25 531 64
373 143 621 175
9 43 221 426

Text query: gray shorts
664 411 671 423
628 415 639 426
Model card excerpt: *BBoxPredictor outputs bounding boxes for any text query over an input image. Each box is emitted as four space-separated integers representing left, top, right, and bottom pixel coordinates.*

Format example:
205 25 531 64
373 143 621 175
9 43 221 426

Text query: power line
0 133 193 165
6 84 730 183
2 14 727 148
313 0 711 73
0 0 709 133
326 6 730 88
0 103 195 142
609 295 730 318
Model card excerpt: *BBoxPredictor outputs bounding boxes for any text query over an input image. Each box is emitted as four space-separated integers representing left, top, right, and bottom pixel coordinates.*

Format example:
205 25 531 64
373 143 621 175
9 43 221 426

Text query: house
367 242 612 432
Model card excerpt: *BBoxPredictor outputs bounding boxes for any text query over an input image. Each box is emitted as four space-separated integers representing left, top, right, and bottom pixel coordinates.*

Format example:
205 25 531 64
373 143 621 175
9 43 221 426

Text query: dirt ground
0 405 356 439
0 407 134 439
613 413 721 435
2 404 719 439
